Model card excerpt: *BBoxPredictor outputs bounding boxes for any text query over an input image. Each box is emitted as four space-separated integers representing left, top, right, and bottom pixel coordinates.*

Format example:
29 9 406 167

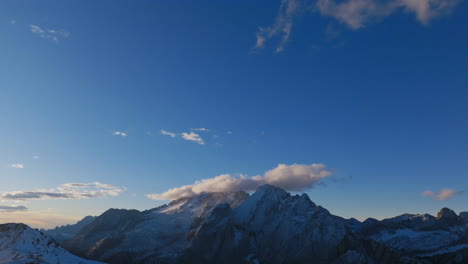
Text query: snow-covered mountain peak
253 184 289 199
60 190 250 262
0 223 102 264
188 185 349 263
156 190 249 218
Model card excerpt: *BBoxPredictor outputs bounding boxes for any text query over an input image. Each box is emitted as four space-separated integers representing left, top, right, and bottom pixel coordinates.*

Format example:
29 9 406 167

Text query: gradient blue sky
1 0 467 228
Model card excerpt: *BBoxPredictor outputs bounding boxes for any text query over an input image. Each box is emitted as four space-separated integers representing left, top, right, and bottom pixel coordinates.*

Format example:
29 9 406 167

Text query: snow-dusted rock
63 191 249 263
42 215 97 243
360 207 468 257
0 223 102 264
186 185 352 264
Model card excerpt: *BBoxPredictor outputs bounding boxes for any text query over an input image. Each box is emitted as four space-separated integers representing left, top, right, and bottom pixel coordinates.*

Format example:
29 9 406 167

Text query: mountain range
1 185 467 264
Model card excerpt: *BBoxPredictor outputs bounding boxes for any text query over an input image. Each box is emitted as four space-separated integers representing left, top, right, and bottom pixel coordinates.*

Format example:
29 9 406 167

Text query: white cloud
257 0 460 51
33 156 39 159
181 132 205 145
398 0 461 25
254 0 301 53
30 24 44 34
0 205 27 212
0 182 125 202
113 131 127 137
191 128 209 132
422 188 462 201
316 0 459 29
29 24 70 42
61 182 116 189
147 163 332 200
316 0 388 29
161 129 177 138
9 163 24 169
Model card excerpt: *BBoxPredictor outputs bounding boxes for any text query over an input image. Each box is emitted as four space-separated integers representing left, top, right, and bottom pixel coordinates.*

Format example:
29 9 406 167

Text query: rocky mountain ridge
1 185 467 264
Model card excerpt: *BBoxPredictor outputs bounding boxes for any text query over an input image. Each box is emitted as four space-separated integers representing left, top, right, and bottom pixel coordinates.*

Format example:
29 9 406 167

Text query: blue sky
1 0 467 228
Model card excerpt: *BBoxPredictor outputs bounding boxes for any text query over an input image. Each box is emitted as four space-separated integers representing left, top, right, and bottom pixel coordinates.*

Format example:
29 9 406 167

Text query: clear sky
1 0 467 228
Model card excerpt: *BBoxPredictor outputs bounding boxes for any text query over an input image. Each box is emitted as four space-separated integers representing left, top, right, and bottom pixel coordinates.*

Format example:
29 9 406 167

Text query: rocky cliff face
460 212 468 224
437 207 460 226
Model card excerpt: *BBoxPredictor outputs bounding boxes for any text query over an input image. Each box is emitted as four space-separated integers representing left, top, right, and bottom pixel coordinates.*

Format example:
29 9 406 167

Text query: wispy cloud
33 156 40 159
9 19 16 25
422 188 463 201
256 0 461 51
147 163 332 200
113 131 127 137
29 24 70 42
254 0 302 53
191 128 209 132
316 0 390 29
0 205 27 212
0 182 125 202
397 0 461 25
181 132 205 145
9 163 24 169
161 129 177 138
61 182 116 189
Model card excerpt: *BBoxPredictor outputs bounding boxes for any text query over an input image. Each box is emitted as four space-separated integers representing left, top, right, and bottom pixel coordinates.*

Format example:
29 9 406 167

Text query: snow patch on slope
418 243 468 257
371 228 461 251
0 223 102 264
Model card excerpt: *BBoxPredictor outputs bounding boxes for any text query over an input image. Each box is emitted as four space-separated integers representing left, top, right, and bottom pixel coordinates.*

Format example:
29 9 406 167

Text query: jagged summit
437 207 459 225
188 185 349 264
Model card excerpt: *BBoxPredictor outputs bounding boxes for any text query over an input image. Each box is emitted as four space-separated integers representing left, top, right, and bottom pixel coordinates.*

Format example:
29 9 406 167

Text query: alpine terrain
1 185 466 264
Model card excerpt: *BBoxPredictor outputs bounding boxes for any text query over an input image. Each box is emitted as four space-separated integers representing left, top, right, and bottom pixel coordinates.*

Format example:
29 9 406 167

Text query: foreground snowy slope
0 223 103 264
